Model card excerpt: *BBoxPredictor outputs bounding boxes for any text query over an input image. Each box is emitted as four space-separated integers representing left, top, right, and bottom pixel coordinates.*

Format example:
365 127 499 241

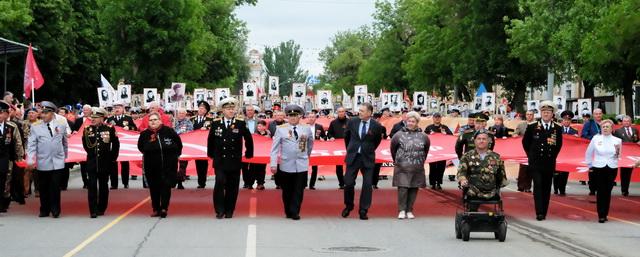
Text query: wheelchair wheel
455 214 462 239
497 221 507 242
461 222 470 242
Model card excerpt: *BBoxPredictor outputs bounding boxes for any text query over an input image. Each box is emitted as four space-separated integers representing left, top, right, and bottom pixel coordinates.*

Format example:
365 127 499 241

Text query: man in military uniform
458 131 508 211
26 101 68 218
82 107 119 218
455 113 475 134
105 101 136 189
207 97 254 219
0 101 24 213
522 101 563 221
192 101 213 188
270 105 314 220
554 110 578 195
613 115 639 196
455 113 494 159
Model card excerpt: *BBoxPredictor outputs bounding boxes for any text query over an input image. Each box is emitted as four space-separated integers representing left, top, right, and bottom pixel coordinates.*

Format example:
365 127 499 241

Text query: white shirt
585 134 622 169
223 117 233 128
0 122 4 135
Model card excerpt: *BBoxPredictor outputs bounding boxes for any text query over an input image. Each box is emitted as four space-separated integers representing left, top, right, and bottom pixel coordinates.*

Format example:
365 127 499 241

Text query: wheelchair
454 186 507 242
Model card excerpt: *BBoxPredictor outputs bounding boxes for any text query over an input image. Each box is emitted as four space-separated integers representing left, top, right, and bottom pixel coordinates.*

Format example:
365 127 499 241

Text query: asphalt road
1 168 639 257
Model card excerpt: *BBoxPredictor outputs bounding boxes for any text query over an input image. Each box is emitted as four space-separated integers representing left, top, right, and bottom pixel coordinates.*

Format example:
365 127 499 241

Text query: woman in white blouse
585 119 621 223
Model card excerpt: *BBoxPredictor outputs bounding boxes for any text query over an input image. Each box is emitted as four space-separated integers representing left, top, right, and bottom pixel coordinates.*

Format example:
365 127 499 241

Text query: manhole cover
318 246 385 253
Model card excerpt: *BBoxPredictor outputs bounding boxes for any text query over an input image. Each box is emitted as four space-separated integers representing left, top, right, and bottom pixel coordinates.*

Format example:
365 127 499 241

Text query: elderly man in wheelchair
455 130 509 242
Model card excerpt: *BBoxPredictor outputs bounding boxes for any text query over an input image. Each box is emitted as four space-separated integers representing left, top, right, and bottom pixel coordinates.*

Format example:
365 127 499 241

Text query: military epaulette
527 121 537 125
32 120 43 125
278 124 289 128
235 117 244 121
463 129 474 134
5 121 17 128
213 118 222 122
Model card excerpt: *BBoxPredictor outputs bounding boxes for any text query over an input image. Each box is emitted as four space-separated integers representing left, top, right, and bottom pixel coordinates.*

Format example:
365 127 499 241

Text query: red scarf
148 125 162 142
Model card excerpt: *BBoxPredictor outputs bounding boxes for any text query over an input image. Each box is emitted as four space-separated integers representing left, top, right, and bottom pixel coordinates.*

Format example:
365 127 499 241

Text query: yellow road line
63 197 150 257
504 187 640 227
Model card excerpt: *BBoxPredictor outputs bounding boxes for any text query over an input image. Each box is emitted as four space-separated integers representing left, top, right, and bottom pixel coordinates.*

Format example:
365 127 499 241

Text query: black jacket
522 121 563 165
344 118 384 169
138 126 183 186
424 123 453 135
207 118 254 171
389 120 406 138
327 117 349 139
192 115 213 130
82 124 120 173
311 123 326 140
106 115 137 131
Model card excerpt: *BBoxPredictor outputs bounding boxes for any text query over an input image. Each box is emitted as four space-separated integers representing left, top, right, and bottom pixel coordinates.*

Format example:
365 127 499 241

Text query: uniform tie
47 123 53 137
226 120 231 128
293 126 298 140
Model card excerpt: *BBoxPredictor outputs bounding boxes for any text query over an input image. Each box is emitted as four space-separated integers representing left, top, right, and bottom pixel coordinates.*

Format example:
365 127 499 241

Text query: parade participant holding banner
585 119 620 223
613 115 639 196
391 111 430 219
27 101 68 218
554 110 578 195
523 101 563 221
82 107 119 218
242 104 258 189
173 108 193 190
327 107 349 189
424 112 452 190
208 97 253 219
0 101 24 213
138 112 182 218
341 103 384 220
581 108 603 195
106 101 137 189
307 110 326 190
514 110 535 192
270 105 314 220
191 101 213 188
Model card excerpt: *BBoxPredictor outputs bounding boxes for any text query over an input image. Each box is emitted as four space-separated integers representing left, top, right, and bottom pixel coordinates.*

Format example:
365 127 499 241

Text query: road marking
504 187 640 227
509 223 607 257
62 197 150 257
618 197 640 205
249 197 257 218
245 224 257 257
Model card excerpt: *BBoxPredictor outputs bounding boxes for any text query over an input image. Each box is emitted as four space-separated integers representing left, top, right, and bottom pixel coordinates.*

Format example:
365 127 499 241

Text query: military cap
560 110 574 120
468 112 477 119
91 107 108 118
0 101 10 112
432 112 442 118
475 113 489 122
198 101 211 112
284 105 304 116
540 100 556 112
41 101 58 112
113 100 125 107
217 97 238 109
380 106 390 112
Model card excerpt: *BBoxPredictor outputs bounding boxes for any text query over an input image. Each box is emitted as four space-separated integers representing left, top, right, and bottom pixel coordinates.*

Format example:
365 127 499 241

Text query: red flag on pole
24 44 44 100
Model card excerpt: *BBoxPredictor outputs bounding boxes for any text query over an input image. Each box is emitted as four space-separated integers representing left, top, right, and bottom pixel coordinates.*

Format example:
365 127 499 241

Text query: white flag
342 89 352 108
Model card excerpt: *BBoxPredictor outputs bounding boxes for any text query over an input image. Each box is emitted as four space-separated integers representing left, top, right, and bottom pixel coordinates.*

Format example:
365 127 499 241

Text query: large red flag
23 44 44 99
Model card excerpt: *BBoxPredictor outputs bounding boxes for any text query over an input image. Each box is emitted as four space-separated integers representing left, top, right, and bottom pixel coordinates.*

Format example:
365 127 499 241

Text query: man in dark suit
389 110 408 138
341 103 384 220
554 111 578 196
307 110 326 190
192 101 213 188
523 101 563 221
613 115 639 196
207 98 254 219
581 108 603 195
105 101 137 189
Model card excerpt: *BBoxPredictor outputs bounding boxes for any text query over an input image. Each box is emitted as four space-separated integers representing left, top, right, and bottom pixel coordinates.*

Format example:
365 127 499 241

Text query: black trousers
530 162 554 217
309 166 318 188
588 171 597 193
121 161 130 186
336 165 345 187
37 170 62 216
241 162 253 187
146 173 172 212
251 163 266 186
79 161 89 187
88 171 109 214
60 163 71 190
553 171 569 194
177 160 188 183
195 160 209 187
213 168 240 215
10 164 25 203
280 171 308 217
593 167 617 219
109 162 120 189
620 167 633 194
344 155 374 212
0 158 9 210
517 164 532 190
428 160 447 186
373 163 382 186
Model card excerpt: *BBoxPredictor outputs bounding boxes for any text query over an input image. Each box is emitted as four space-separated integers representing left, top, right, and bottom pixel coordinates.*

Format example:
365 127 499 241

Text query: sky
234 0 377 76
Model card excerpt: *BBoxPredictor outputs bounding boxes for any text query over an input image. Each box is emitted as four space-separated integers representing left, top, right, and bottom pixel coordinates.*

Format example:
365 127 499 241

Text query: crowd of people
0 91 637 223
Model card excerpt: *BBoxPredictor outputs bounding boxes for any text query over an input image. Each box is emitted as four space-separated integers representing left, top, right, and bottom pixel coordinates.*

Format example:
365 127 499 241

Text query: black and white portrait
243 83 256 102
97 88 111 107
143 88 158 107
554 95 566 112
481 92 495 112
215 88 229 104
316 90 332 109
170 82 186 102
578 98 592 116
268 76 279 96
354 85 367 96
292 83 306 104
414 92 426 107
527 100 540 115
389 93 402 112
118 84 131 104
131 94 142 108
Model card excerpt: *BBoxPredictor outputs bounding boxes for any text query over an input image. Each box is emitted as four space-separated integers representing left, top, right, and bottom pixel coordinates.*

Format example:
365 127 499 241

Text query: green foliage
263 40 308 96
319 27 374 94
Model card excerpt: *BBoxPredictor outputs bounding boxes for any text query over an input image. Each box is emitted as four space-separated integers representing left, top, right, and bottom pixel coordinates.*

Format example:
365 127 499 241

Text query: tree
319 27 374 94
263 40 308 96
581 0 640 117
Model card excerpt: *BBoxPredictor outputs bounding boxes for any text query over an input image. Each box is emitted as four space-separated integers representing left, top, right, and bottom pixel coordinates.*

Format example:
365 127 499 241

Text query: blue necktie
361 121 367 139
